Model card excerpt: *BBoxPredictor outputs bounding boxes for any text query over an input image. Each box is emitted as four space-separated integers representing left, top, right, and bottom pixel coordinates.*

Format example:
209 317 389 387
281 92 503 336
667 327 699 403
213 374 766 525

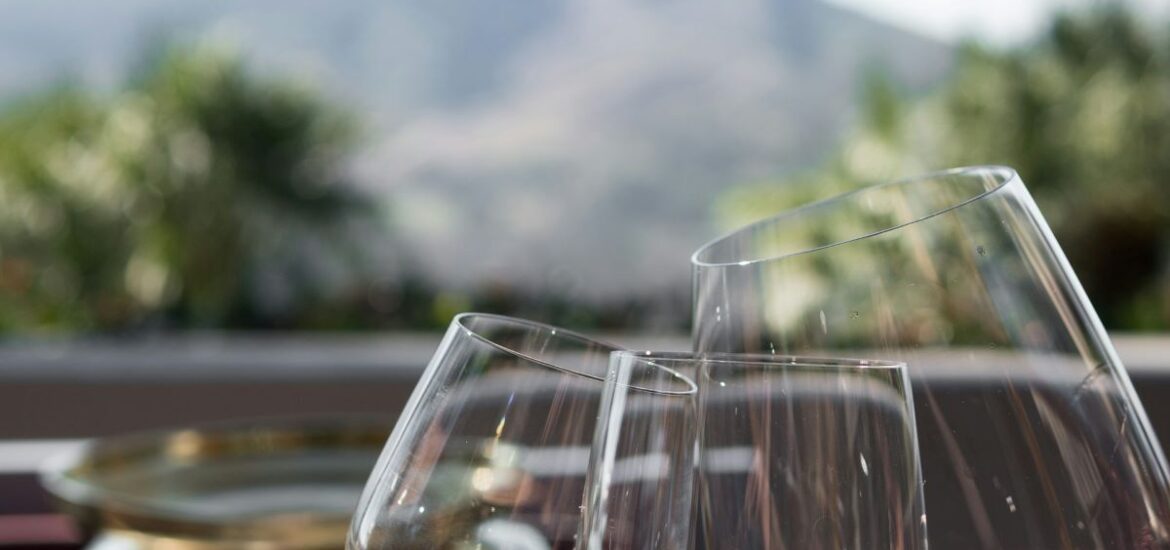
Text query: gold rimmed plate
39 416 392 549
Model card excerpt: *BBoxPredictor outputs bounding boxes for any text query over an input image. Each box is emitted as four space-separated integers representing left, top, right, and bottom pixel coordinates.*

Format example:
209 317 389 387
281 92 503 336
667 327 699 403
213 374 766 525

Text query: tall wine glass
698 355 925 550
692 166 1170 548
348 313 618 550
580 351 698 550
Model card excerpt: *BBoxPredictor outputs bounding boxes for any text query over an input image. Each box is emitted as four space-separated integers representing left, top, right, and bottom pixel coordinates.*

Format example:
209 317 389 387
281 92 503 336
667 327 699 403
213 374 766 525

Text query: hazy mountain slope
359 0 953 297
0 0 952 300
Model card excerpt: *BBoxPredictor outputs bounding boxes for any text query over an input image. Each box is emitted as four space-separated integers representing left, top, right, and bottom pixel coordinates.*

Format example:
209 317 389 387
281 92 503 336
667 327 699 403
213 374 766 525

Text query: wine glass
692 166 1170 548
579 350 698 550
347 313 618 550
697 354 925 550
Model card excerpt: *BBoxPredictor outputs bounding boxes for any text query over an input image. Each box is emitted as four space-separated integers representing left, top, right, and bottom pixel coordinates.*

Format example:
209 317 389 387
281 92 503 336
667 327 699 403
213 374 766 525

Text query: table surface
6 334 1170 547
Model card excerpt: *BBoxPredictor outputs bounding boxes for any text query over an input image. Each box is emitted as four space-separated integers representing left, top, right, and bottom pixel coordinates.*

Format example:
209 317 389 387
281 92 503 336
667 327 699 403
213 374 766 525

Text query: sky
826 0 1170 46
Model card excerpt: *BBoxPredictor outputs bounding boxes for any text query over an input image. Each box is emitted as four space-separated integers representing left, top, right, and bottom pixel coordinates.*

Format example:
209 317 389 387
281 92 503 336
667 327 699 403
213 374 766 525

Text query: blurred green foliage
719 8 1170 330
0 44 375 332
0 43 687 334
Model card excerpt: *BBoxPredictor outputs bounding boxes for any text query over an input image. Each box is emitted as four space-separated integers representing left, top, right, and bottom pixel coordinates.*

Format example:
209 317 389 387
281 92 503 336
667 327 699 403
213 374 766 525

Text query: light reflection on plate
39 416 392 550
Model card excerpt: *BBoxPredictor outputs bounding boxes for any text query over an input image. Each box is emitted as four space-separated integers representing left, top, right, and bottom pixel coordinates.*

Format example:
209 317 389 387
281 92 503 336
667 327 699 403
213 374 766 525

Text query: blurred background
0 0 1167 335
2 0 1170 545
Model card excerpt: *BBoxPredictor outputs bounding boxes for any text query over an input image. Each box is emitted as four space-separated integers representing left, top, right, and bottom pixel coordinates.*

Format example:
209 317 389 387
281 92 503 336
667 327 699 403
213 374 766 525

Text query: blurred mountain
0 0 952 302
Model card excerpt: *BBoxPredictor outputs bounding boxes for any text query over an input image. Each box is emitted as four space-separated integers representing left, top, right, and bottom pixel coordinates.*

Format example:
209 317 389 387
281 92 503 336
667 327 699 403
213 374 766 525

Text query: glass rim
453 312 621 383
691 164 1020 268
615 350 906 371
609 350 700 396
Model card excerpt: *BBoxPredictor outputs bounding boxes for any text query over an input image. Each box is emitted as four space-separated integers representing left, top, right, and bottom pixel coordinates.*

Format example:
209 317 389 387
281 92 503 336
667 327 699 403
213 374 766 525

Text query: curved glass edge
618 350 906 370
691 165 1020 268
454 312 620 383
609 350 700 396
349 313 619 549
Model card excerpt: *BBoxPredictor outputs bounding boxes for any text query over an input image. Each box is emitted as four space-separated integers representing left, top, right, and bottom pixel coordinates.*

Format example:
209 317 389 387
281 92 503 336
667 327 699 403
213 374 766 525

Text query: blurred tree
718 7 1170 330
0 44 376 332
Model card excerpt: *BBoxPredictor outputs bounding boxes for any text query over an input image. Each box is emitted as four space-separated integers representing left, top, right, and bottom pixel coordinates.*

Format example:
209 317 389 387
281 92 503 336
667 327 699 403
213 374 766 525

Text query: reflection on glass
692 166 1170 548
347 313 618 550
698 355 925 550
580 351 698 550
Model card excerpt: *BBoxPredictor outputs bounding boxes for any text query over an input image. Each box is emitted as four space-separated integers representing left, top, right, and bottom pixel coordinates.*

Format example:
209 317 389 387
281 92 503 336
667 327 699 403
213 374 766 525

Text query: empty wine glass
347 313 618 550
697 355 925 550
579 350 698 550
692 166 1170 548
